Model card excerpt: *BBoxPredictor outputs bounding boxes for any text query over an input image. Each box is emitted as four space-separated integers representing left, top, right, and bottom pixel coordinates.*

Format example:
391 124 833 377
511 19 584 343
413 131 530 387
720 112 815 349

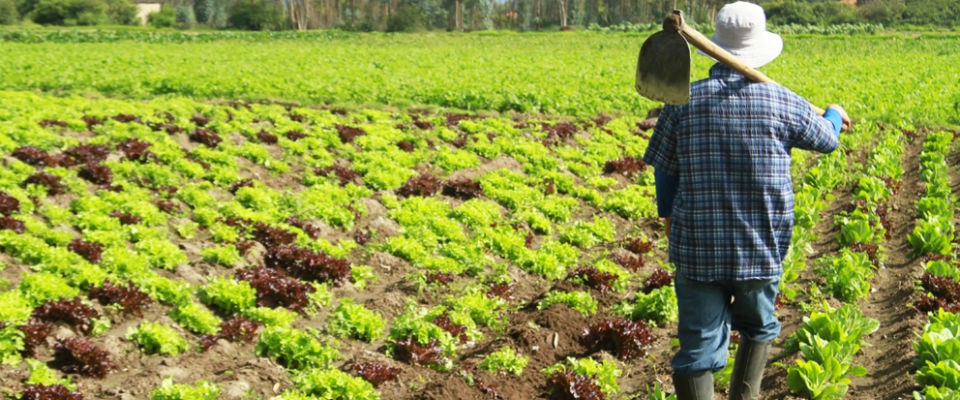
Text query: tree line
0 0 956 30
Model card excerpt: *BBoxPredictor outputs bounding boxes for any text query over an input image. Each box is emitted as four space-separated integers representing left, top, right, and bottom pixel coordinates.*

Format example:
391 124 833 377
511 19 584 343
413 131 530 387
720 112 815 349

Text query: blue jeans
671 274 781 374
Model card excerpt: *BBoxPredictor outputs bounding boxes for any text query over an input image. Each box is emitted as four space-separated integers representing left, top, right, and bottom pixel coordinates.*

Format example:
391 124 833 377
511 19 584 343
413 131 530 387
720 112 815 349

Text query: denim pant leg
672 275 781 374
729 278 781 342
672 275 731 374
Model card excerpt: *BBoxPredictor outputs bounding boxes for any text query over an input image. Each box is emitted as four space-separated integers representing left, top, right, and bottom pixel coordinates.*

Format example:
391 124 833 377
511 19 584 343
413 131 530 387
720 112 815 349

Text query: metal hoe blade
635 29 691 105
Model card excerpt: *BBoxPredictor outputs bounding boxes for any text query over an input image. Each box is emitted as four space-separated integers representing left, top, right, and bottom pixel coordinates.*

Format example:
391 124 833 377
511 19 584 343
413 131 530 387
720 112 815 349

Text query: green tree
764 0 817 25
857 0 905 25
0 0 19 23
386 5 424 31
148 4 176 27
227 0 285 30
103 0 136 24
30 0 107 25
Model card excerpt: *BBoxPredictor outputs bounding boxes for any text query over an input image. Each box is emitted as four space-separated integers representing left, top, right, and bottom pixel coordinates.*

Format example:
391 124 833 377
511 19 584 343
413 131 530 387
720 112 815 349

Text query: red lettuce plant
0 192 20 216
19 319 53 357
545 371 605 400
23 172 67 195
78 163 112 185
189 128 222 148
397 174 441 197
351 362 401 386
316 164 362 186
235 267 315 311
391 337 445 367
51 337 114 378
603 156 647 178
252 222 297 249
200 317 260 351
32 297 100 335
117 138 155 163
569 266 617 293
263 245 351 286
442 179 483 200
12 146 56 167
63 144 110 166
580 318 655 360
18 384 84 400
68 239 103 263
336 124 366 143
0 216 25 233
641 268 674 293
624 238 654 254
88 280 151 316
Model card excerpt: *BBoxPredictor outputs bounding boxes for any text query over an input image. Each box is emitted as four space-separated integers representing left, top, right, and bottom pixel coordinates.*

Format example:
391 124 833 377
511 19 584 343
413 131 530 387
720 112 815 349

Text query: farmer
641 2 851 399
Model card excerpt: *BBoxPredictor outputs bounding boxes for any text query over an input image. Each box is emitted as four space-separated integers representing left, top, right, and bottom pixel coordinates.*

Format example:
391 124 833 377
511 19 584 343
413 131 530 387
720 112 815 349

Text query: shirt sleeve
788 99 839 153
654 169 679 218
643 105 681 177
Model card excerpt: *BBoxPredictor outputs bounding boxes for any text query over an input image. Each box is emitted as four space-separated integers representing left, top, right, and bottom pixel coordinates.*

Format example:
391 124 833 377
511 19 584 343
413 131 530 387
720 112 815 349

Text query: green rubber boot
673 370 714 400
728 338 772 400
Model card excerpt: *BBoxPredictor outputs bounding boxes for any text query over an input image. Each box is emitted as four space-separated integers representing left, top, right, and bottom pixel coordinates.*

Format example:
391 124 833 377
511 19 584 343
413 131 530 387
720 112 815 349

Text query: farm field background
0 30 959 400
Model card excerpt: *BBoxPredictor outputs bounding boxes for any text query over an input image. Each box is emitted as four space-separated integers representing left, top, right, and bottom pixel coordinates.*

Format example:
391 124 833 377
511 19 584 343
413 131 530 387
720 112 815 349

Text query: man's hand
827 104 852 132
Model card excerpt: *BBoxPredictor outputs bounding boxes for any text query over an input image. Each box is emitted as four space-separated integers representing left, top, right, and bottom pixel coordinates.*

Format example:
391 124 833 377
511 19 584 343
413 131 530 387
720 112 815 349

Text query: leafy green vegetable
541 357 621 396
478 346 529 376
538 290 598 317
127 321 191 355
256 326 340 370
326 298 385 342
292 368 379 400
613 285 678 326
151 378 220 400
199 276 257 315
169 302 222 335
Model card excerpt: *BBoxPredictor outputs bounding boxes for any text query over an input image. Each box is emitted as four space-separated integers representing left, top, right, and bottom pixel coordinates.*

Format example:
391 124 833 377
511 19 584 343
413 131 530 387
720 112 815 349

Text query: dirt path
847 131 926 399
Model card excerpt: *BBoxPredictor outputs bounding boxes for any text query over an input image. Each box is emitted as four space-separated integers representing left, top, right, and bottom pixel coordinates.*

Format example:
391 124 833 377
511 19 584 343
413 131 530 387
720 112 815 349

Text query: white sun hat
702 1 783 68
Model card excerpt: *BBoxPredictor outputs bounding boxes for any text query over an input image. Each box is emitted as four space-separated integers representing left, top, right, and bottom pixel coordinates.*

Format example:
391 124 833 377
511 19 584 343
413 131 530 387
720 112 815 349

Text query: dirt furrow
847 131 926 399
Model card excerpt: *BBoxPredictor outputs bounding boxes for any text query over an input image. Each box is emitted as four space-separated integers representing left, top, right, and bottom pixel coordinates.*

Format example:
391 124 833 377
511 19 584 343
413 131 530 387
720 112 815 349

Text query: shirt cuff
823 108 843 136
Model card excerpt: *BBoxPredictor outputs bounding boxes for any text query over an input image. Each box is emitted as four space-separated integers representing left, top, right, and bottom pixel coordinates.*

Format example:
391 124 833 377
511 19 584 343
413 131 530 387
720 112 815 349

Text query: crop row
912 130 960 399
780 122 883 399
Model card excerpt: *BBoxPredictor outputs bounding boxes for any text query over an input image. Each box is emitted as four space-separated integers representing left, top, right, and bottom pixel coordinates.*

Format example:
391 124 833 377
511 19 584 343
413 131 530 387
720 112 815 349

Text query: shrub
0 0 17 25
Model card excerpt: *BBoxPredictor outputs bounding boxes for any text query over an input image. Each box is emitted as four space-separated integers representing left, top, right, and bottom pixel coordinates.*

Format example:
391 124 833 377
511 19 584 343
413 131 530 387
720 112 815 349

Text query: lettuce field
0 30 959 400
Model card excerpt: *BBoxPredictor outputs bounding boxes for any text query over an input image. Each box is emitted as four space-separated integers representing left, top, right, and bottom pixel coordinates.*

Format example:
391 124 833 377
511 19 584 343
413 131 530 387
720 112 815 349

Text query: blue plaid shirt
643 64 839 281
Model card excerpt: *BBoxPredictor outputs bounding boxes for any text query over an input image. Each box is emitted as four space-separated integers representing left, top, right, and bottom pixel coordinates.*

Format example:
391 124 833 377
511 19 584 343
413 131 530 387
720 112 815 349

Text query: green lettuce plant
326 298 385 342
538 290 598 317
292 368 379 400
151 378 220 400
128 321 191 355
169 302 221 335
478 346 529 376
256 326 340 370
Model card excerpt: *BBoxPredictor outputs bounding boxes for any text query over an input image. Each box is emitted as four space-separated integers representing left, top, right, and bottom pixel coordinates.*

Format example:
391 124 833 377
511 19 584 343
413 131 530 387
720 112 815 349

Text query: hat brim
698 31 783 69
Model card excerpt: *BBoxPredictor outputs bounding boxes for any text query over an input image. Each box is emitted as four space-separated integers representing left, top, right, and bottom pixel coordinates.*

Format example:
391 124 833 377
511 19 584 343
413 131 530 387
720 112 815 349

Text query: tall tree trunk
558 0 566 26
